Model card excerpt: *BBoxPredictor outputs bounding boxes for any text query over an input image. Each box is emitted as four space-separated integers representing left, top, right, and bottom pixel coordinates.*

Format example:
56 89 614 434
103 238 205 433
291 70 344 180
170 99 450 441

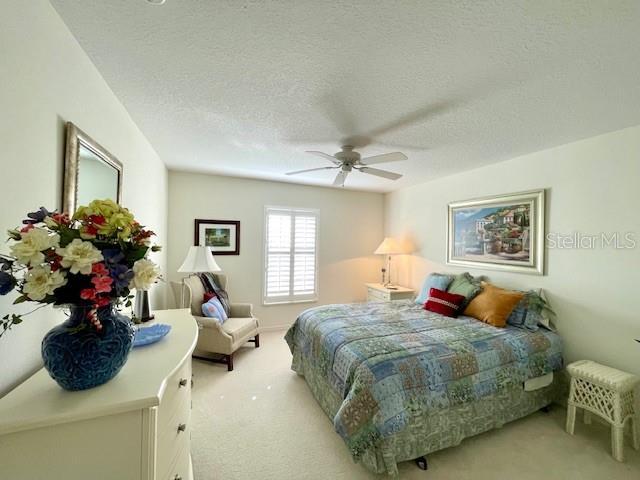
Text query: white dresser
365 283 415 302
0 309 198 480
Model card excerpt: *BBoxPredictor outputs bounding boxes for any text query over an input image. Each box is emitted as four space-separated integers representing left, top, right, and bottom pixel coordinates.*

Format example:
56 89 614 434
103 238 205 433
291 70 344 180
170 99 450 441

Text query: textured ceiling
51 0 640 192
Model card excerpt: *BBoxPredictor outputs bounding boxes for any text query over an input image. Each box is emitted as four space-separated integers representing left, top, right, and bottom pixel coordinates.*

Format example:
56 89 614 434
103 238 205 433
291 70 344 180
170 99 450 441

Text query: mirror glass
63 122 122 213
76 143 120 207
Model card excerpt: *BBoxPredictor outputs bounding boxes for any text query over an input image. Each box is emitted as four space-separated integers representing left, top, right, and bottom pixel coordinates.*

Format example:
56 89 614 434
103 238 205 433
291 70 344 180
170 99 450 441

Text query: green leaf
7 229 21 241
57 225 80 248
125 245 149 264
13 295 29 304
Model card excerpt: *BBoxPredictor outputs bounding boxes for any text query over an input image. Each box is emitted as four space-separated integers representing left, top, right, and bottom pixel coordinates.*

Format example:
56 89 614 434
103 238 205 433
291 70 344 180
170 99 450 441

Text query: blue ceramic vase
41 304 135 391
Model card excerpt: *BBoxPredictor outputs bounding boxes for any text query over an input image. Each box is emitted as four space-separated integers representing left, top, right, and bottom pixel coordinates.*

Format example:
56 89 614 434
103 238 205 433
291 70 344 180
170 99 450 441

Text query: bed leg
415 456 428 471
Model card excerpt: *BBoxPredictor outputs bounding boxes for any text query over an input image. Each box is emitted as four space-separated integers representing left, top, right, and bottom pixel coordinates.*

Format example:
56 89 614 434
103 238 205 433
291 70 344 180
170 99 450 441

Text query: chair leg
632 417 639 451
611 424 624 461
254 334 260 348
227 353 234 372
566 404 577 435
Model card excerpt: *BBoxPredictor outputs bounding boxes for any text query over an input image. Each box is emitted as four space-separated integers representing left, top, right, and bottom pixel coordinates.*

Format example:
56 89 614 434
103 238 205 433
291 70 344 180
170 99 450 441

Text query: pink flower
88 215 106 226
91 274 113 294
91 262 109 276
94 296 111 308
52 213 71 225
80 288 96 300
80 225 98 239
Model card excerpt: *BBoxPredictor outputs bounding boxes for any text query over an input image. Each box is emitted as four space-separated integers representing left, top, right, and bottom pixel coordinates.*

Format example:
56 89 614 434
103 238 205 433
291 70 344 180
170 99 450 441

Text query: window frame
262 205 320 306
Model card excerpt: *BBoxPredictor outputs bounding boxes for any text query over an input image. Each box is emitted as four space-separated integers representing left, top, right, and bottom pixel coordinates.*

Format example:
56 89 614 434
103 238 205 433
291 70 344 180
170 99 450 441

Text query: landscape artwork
447 190 545 275
194 219 240 255
205 227 231 247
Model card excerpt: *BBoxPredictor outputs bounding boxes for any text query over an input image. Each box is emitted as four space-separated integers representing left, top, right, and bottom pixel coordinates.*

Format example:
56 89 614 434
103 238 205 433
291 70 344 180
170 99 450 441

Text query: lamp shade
177 246 221 273
374 237 403 255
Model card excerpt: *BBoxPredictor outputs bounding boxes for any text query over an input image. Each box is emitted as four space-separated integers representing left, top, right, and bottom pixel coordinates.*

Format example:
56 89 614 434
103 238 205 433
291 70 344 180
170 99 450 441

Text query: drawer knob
177 423 187 433
174 476 182 480
178 378 188 388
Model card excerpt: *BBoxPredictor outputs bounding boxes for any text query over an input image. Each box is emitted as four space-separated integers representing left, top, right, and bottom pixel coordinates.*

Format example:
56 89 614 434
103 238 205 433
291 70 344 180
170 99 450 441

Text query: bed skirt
292 345 562 476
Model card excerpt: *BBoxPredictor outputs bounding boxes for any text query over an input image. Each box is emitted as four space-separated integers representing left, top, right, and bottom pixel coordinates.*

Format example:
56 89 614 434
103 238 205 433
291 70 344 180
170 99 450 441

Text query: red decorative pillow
203 292 216 303
424 288 466 318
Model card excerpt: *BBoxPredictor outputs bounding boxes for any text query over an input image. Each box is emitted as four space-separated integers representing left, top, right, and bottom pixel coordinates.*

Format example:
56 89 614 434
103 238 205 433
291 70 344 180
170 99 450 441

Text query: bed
285 300 563 475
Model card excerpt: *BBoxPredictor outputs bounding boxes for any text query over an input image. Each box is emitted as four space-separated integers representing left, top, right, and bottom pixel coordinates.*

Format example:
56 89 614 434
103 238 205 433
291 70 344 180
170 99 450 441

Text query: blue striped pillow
202 297 228 324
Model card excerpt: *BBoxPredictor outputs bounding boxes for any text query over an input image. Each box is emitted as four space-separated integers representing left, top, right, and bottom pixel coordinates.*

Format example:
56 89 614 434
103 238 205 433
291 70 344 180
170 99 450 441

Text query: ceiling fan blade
358 166 402 181
333 170 348 187
305 151 341 165
360 152 408 165
286 166 338 176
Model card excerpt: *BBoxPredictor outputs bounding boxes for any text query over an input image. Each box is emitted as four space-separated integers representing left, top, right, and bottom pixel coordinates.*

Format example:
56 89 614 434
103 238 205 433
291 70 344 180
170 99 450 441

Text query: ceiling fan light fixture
145 0 166 5
286 145 407 187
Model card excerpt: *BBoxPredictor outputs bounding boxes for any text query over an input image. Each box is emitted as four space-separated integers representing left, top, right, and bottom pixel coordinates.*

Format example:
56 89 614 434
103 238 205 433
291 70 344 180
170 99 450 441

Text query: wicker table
566 360 639 461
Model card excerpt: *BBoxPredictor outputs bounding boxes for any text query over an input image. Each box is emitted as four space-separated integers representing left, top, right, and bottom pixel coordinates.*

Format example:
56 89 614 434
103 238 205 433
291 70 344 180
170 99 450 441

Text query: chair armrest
229 303 253 318
193 315 224 331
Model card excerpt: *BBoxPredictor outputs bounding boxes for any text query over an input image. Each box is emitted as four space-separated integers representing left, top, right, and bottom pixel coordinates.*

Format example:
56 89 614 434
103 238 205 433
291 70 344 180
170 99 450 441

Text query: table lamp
374 237 403 287
177 246 221 307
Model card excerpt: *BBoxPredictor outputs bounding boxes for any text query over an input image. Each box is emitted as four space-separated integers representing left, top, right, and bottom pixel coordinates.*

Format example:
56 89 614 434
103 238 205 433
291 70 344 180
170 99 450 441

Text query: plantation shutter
264 207 318 303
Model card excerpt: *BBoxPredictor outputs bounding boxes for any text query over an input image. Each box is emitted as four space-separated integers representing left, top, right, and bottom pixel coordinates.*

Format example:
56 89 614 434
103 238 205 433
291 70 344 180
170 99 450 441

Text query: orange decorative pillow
463 282 524 327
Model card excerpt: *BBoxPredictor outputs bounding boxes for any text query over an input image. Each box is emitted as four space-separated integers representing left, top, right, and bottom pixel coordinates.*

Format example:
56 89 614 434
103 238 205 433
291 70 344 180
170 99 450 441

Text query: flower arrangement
0 199 161 336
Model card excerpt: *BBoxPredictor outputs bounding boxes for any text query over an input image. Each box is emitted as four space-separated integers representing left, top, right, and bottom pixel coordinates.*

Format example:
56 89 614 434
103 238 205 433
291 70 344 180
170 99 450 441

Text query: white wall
0 0 168 396
385 125 640 375
168 172 384 329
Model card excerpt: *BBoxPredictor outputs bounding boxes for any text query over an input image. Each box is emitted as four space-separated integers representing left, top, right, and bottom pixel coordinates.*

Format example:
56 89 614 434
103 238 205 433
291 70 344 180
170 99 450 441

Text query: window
264 206 319 304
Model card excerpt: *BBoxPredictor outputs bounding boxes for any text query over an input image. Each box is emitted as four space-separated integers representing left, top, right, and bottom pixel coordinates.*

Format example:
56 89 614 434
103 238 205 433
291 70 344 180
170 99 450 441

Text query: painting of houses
447 190 545 275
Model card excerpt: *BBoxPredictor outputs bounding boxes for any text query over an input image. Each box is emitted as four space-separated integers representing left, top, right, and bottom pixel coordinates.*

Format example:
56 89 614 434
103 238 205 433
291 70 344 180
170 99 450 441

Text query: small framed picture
194 219 240 255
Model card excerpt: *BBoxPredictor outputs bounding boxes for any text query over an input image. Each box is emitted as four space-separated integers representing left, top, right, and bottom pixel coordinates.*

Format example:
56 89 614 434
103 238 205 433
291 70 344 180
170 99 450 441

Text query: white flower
56 239 104 275
22 266 67 301
43 216 58 228
10 228 60 266
129 258 160 291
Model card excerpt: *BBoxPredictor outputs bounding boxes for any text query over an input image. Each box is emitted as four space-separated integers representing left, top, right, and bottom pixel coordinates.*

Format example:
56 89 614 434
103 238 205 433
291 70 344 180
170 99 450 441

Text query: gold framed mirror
62 122 123 213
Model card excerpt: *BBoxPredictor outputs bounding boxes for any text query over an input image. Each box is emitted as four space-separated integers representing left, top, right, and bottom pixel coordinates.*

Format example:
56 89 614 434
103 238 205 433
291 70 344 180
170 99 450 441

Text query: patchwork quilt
285 300 563 462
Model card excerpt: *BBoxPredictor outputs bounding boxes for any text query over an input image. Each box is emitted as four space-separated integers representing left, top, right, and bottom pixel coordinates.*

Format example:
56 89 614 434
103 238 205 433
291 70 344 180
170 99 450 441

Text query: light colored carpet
191 330 640 479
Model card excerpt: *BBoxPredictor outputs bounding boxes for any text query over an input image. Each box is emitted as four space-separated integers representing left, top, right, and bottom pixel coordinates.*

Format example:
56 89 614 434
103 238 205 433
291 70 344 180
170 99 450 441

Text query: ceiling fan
286 146 407 187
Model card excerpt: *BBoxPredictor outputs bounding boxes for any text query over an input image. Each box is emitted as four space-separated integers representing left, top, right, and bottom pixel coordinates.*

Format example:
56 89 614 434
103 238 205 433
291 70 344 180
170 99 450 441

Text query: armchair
171 274 260 371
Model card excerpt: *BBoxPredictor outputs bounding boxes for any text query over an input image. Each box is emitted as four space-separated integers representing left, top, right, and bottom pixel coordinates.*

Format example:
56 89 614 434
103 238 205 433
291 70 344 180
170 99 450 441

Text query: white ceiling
51 1 640 192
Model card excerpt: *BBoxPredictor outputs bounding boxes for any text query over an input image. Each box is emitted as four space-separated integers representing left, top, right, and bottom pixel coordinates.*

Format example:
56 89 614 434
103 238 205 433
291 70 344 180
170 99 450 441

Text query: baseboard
259 324 291 332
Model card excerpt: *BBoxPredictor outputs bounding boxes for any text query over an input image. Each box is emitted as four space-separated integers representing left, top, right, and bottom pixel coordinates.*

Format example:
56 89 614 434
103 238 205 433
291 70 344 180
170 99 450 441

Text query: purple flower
103 249 125 266
0 271 15 295
109 264 134 293
22 207 52 225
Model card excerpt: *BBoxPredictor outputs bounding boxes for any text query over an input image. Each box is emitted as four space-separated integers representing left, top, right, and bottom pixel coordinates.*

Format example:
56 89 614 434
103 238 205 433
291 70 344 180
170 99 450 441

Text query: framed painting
447 189 545 275
194 219 240 255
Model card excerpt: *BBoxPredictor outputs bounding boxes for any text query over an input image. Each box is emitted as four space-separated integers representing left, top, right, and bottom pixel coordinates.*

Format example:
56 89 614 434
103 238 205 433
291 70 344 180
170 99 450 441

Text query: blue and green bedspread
285 300 563 474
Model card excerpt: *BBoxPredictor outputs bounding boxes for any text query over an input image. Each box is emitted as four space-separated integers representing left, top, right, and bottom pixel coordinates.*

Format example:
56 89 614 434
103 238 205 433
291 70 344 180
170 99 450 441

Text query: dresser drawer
367 288 390 302
164 443 191 480
159 358 192 425
157 358 192 478
157 392 191 478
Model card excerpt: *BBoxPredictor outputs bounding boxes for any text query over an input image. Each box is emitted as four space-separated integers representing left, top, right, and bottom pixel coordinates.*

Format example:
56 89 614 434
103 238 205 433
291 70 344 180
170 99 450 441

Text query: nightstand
365 283 415 302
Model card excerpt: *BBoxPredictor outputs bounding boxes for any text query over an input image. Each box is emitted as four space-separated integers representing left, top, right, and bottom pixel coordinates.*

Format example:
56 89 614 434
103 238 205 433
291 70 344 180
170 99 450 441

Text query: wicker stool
566 360 639 461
